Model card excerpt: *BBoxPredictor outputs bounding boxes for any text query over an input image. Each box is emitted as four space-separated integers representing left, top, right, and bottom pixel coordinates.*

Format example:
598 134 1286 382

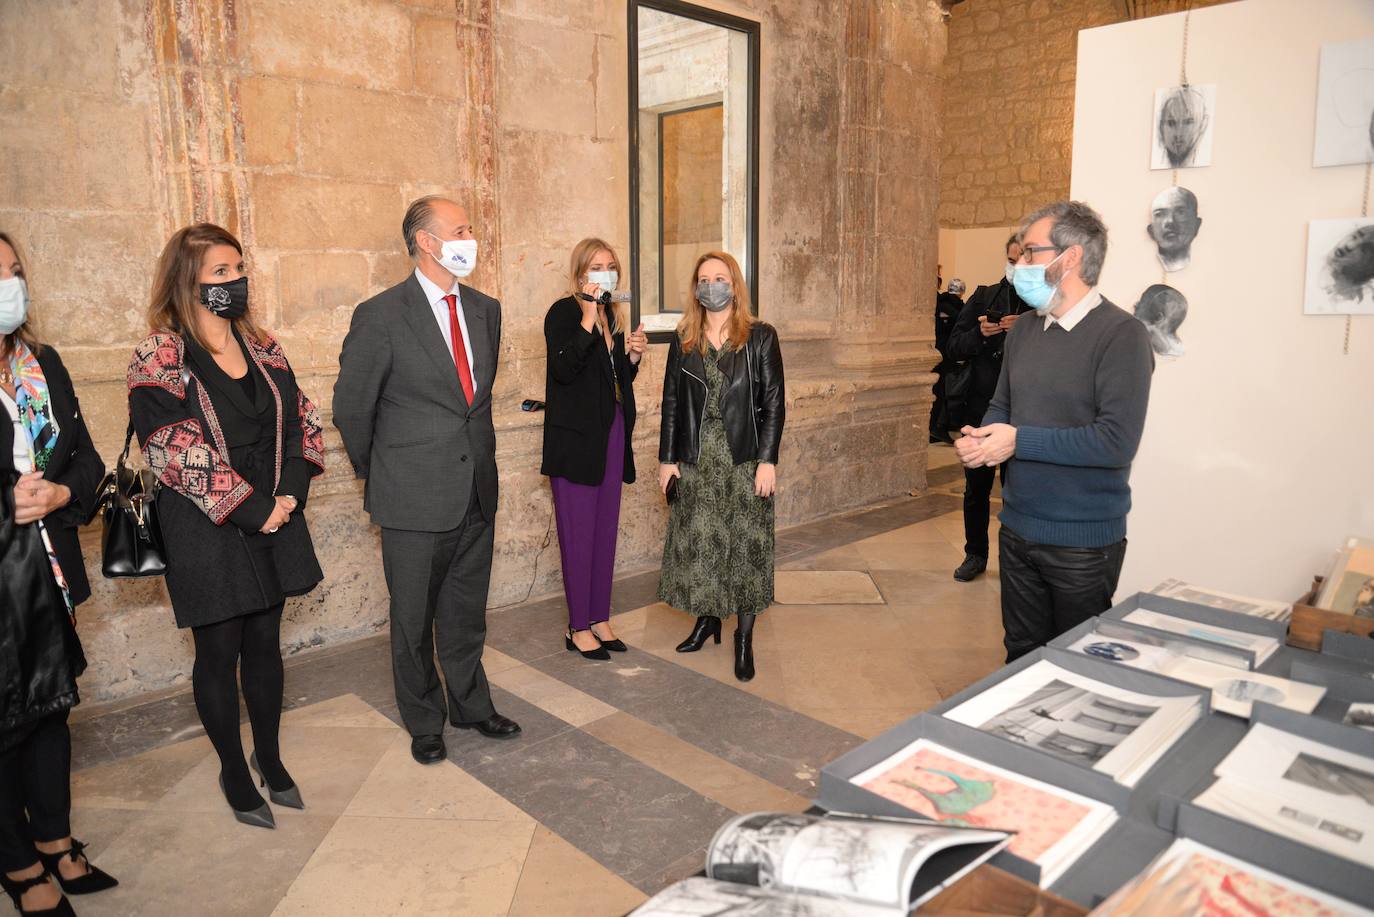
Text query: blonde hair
148 224 266 352
0 231 41 358
568 237 626 336
677 250 755 354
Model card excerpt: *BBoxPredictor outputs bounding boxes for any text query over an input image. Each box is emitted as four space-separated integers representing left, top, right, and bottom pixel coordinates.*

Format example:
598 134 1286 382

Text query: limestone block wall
1 0 946 704
938 0 1231 229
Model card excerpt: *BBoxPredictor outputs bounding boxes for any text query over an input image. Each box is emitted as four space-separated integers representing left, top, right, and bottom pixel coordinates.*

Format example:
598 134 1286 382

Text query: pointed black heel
219 774 275 829
733 629 755 681
250 752 305 810
35 840 117 896
588 621 627 652
0 869 76 916
675 617 722 653
565 629 611 660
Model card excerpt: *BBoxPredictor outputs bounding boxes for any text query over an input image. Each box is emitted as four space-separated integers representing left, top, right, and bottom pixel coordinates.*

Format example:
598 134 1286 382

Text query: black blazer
0 345 105 606
541 296 638 485
945 279 1029 428
659 322 784 467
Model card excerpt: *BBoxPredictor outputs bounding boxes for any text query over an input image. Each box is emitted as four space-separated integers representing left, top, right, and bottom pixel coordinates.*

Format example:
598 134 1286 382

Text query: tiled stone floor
65 446 1008 916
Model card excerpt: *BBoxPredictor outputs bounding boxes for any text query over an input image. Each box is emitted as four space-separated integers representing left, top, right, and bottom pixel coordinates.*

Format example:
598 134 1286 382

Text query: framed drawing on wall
1304 218 1374 315
1313 36 1374 168
1150 84 1216 170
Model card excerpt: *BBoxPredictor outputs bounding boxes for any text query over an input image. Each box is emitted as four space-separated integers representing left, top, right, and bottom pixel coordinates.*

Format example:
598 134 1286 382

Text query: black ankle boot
675 617 722 653
733 616 756 682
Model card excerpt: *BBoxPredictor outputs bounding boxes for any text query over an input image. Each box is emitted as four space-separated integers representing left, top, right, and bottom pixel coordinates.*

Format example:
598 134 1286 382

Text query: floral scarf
6 340 72 616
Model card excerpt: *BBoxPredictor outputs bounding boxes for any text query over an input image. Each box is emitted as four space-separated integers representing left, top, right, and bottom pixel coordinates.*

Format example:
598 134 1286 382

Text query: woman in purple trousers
541 239 648 659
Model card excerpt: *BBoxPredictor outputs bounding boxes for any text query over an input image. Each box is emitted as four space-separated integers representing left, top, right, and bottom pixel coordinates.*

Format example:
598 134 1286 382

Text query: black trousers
381 484 496 736
999 526 1127 663
0 710 71 873
962 463 1005 558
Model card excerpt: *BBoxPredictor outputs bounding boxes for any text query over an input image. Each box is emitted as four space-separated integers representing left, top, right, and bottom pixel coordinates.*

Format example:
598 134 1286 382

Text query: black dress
128 329 324 628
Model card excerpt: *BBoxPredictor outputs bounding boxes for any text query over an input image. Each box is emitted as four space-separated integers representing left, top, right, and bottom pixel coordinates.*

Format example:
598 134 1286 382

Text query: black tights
190 604 290 811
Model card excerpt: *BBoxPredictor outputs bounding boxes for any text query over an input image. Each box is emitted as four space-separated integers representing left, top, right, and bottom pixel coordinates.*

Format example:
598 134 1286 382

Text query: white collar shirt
414 267 476 390
1043 287 1102 332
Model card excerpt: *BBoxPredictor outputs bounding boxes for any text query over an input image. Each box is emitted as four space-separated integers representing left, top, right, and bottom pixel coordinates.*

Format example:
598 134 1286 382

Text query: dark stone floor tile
442 687 575 771
627 845 710 895
465 728 734 894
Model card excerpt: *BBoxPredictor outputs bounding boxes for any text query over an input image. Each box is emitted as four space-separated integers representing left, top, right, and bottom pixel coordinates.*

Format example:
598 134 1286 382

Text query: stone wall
1 0 946 704
939 0 1231 228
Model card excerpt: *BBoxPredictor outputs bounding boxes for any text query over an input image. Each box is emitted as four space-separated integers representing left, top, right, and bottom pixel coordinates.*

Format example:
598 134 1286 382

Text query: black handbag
96 419 167 578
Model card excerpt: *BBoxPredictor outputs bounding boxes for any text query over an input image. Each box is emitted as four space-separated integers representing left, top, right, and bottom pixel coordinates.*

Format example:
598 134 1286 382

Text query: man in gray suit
334 195 520 764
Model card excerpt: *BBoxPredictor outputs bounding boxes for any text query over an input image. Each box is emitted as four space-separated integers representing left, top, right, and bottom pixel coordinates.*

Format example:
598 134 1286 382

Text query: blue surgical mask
1012 252 1065 312
0 276 28 334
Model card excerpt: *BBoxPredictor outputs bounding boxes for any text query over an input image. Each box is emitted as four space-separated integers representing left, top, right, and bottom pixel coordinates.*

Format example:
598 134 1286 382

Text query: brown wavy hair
0 231 42 358
147 224 265 351
567 237 626 336
677 250 755 354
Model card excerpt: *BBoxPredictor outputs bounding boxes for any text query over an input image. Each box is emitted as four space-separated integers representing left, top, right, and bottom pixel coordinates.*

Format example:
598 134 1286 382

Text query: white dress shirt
1043 287 1102 332
1 388 34 473
414 268 477 390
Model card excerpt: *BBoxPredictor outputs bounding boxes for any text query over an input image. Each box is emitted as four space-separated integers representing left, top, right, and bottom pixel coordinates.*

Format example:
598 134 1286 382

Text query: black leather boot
675 617 722 652
733 613 756 682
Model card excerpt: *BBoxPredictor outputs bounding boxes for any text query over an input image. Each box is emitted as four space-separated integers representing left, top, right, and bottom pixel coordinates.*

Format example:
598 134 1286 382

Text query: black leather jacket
659 322 784 466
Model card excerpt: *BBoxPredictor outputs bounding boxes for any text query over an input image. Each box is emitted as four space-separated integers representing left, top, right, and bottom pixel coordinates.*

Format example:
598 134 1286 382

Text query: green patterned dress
658 342 775 618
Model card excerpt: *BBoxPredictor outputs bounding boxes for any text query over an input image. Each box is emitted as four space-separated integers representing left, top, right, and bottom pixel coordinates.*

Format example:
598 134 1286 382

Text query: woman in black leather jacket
0 232 116 917
658 251 784 682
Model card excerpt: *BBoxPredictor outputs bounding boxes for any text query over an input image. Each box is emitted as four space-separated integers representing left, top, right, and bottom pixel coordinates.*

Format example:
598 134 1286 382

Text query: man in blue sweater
955 201 1154 662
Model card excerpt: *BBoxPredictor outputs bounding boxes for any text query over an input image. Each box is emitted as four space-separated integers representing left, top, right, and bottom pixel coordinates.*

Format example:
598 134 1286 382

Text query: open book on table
628 811 1011 915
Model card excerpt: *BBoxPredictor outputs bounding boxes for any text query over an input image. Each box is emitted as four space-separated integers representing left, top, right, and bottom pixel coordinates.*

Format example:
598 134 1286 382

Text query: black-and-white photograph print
1304 218 1374 315
978 679 1155 768
628 876 891 917
1283 753 1374 808
1133 284 1188 357
708 812 816 888
1313 37 1374 168
1215 679 1285 706
1151 84 1216 170
1082 641 1142 662
1147 186 1201 272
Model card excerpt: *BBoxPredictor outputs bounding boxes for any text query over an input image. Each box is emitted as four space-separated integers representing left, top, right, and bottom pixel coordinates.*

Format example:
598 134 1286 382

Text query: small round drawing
1082 641 1141 662
1216 679 1285 705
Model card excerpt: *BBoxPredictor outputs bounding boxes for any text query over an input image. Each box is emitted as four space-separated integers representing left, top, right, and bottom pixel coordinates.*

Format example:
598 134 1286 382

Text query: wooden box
924 866 1088 916
1286 577 1374 650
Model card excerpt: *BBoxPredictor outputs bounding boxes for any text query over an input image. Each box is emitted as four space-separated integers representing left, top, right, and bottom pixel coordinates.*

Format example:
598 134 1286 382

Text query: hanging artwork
1304 218 1374 315
1146 186 1201 272
1150 84 1215 170
1313 37 1374 168
1134 284 1188 357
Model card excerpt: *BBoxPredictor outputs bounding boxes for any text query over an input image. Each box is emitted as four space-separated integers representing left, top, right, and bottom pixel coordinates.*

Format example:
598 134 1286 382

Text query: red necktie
444 293 475 405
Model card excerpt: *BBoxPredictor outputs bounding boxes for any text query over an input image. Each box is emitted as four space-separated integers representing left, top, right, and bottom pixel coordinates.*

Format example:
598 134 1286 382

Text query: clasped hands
261 495 298 534
954 423 1016 469
13 472 71 525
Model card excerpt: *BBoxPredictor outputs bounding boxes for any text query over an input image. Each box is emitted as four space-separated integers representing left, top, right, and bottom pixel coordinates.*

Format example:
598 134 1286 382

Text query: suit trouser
961 463 1005 558
381 484 496 736
999 526 1127 664
0 710 71 873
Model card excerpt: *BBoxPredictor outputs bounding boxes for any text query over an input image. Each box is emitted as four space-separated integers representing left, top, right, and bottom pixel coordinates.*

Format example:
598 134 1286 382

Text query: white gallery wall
1071 0 1374 602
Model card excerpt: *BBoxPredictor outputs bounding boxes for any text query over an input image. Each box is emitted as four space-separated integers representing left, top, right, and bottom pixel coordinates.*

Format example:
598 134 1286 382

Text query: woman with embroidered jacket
1 232 115 917
127 224 324 830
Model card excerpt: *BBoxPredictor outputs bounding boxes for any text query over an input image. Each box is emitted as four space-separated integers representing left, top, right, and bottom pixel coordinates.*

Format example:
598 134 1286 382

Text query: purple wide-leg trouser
550 409 625 630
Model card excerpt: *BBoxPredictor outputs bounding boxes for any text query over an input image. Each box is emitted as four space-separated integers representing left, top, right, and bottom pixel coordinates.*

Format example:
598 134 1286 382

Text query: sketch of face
1325 225 1374 303
1147 187 1201 272
1158 87 1209 168
1356 578 1374 618
1134 284 1187 357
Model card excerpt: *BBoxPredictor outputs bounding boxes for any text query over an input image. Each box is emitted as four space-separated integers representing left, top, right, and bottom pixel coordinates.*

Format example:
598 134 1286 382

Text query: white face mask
587 270 618 294
427 232 478 279
0 276 29 335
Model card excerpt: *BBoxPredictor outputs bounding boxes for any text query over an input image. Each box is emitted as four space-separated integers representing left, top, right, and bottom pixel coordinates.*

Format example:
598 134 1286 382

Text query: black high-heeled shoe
35 840 117 895
250 752 305 810
733 629 755 682
588 621 627 652
565 629 611 660
675 617 722 653
0 869 75 916
219 774 275 829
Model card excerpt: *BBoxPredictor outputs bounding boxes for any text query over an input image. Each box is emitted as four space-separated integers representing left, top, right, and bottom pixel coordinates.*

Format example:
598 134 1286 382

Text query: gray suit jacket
333 274 501 531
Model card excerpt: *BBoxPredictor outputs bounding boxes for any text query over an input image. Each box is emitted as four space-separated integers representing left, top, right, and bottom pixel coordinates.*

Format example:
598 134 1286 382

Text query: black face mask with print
200 277 249 320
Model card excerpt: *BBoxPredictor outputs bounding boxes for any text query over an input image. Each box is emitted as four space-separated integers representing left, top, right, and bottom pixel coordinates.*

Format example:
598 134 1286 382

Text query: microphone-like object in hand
577 290 633 306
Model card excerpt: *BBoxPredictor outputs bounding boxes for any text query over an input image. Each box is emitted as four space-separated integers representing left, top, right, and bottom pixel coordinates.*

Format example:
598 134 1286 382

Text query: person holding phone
944 233 1027 582
658 251 784 682
541 239 647 659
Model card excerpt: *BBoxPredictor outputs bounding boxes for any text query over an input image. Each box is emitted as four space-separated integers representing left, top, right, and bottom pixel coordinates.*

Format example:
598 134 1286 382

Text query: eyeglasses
1019 244 1062 263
